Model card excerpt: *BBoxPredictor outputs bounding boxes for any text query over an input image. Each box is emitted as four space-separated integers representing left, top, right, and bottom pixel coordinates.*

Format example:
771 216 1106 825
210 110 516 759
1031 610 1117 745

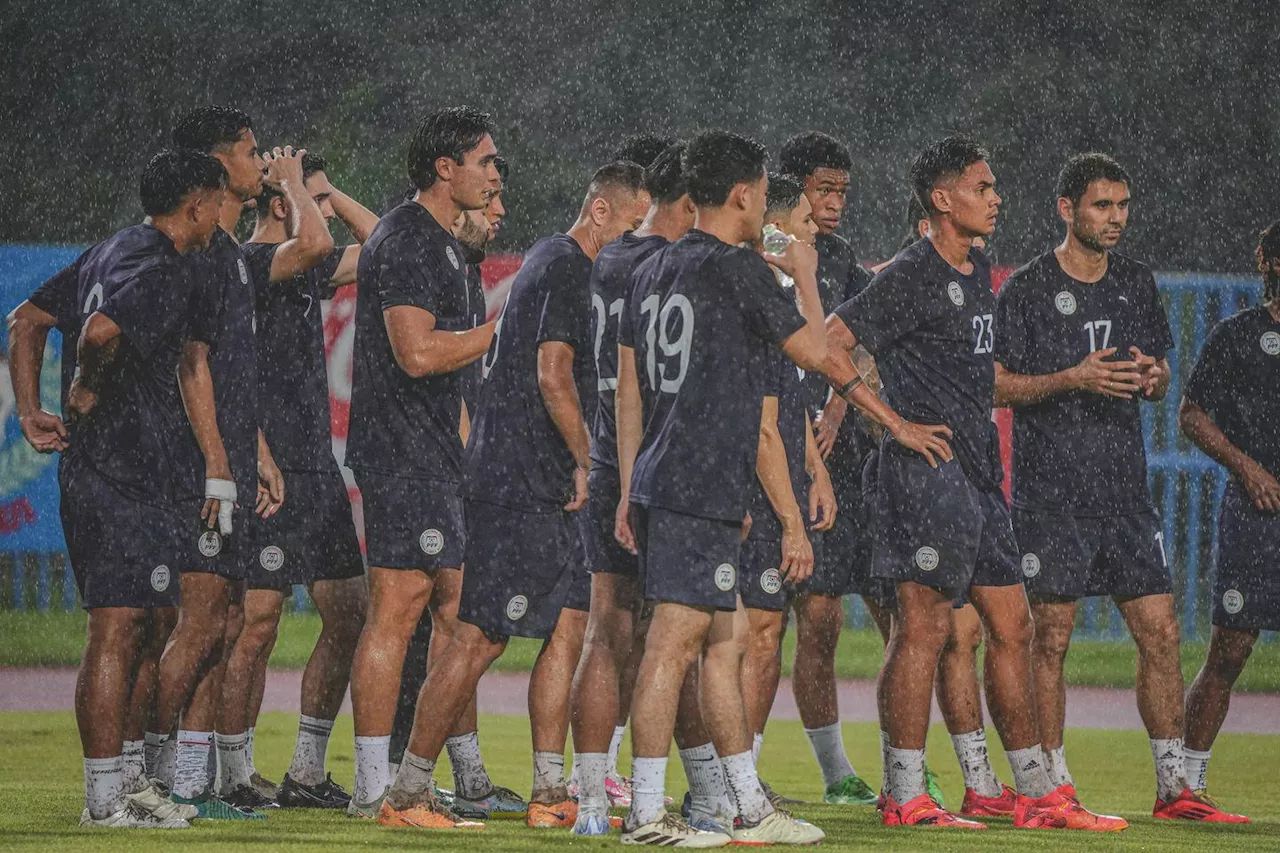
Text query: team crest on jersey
714 563 737 592
914 546 940 572
419 529 444 556
946 281 965 306
259 545 285 572
506 594 529 621
1222 589 1244 615
150 565 170 592
446 246 460 270
1054 291 1077 315
198 530 223 557
237 258 248 284
1021 553 1041 578
760 568 783 596
1261 331 1280 356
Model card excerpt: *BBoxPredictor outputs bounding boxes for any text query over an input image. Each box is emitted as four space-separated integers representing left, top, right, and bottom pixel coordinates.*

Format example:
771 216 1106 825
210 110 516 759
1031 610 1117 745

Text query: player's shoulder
869 238 931 285
1214 304 1270 336
817 231 856 260
1106 250 1154 283
1001 249 1057 292
367 201 439 255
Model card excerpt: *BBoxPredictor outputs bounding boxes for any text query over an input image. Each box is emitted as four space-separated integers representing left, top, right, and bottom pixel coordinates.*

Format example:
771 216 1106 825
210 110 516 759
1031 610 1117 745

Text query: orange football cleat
961 784 1018 817
1014 786 1127 831
377 798 485 829
881 793 987 828
526 799 578 828
1153 788 1249 823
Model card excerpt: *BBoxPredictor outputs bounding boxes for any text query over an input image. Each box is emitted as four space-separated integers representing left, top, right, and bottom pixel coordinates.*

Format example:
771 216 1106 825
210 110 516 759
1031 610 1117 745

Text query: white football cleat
621 811 731 847
80 801 190 829
731 809 826 845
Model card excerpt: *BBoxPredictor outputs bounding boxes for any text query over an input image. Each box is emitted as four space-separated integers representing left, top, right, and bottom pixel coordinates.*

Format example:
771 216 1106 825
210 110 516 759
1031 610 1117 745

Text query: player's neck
692 207 749 247
249 218 287 246
414 186 463 234
635 204 690 243
567 217 601 261
216 193 243 241
927 218 974 272
144 215 194 255
1055 235 1109 284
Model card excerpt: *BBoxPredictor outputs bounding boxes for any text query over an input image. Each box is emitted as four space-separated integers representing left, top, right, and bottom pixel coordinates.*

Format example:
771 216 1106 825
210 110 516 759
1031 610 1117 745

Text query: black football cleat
222 783 280 811
276 773 353 809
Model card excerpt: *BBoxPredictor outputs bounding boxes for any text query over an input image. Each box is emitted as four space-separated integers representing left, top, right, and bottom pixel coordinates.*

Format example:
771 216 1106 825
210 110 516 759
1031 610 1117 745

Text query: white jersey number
82 282 104 317
1084 319 1112 353
480 301 507 380
639 293 695 394
971 313 994 354
592 294 625 392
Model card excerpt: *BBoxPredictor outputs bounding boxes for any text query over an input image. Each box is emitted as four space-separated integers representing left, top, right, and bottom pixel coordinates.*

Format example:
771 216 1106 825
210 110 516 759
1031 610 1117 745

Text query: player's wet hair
407 106 497 191
612 134 678 169
683 131 768 207
900 194 928 250
765 172 804 219
255 152 329 219
139 149 227 216
1259 220 1280 301
172 106 253 154
911 135 989 215
779 132 852 179
586 160 646 205
1055 153 1132 205
643 142 688 205
495 155 509 184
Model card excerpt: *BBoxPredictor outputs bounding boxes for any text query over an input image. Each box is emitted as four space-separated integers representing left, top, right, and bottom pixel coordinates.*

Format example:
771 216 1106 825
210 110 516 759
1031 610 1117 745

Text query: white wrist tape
205 478 237 536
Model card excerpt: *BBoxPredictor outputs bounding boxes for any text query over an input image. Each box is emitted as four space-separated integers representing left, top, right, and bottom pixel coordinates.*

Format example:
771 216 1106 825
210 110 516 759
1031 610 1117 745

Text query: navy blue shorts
563 515 592 613
583 466 638 577
245 468 364 589
803 452 895 606
179 497 254 581
355 472 465 572
1212 483 1280 632
635 504 741 611
1012 507 1170 602
458 499 577 639
739 535 815 612
870 447 1020 596
60 461 181 609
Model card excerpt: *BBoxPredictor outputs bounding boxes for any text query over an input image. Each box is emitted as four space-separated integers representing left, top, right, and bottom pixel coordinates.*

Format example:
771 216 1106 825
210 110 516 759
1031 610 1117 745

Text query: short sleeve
732 251 806 346
99 264 192 358
845 262 873 303
993 276 1028 372
377 231 446 314
241 242 278 294
1139 269 1175 358
28 254 86 333
313 246 348 300
618 277 639 349
834 259 945 355
185 257 222 346
1183 320 1232 415
537 253 592 349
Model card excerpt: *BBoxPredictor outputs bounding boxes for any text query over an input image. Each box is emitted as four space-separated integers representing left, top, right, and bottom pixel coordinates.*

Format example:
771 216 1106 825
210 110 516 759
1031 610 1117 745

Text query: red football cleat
1153 788 1249 823
1014 786 1127 831
961 784 1017 817
881 793 987 829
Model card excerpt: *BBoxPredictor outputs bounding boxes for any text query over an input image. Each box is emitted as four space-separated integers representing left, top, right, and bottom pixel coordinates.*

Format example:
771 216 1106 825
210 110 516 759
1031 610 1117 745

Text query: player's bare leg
741 608 784 747
1028 599 1076 781
125 607 174 790
1185 626 1259 791
216 588 283 801
1117 593 1189 800
527 607 589 822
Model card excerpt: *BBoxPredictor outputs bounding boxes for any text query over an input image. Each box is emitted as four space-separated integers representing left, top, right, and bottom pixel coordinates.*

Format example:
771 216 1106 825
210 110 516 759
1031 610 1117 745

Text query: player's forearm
538 352 591 469
756 400 804 531
786 270 828 371
329 188 379 244
803 411 824 477
615 347 643 496
6 303 54 417
993 364 1078 407
276 179 335 275
1179 399 1258 482
75 313 123 393
393 322 496 377
179 341 231 476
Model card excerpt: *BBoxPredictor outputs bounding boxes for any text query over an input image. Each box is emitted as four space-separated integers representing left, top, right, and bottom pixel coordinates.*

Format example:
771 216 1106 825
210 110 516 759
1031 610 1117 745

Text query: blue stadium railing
1 269 1273 641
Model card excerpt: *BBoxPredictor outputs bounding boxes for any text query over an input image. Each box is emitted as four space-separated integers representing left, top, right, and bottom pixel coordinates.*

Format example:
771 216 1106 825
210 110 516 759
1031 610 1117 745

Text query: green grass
0 710 1274 851
4 609 1280 692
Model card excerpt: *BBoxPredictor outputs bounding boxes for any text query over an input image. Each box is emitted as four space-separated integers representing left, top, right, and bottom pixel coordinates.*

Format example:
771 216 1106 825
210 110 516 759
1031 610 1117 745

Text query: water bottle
762 224 791 256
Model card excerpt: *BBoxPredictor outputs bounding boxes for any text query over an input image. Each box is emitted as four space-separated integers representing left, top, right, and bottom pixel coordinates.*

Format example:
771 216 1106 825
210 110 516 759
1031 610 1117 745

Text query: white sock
879 730 891 800
884 746 926 805
680 743 730 820
804 723 857 788
608 725 626 777
721 750 772 824
576 752 610 818
387 750 435 805
950 729 1002 797
1007 745 1054 798
751 732 764 767
84 755 125 820
1151 738 1188 800
353 735 391 805
246 726 258 776
446 731 494 799
532 751 566 795
1044 744 1074 788
287 715 334 786
122 740 146 793
205 735 217 788
143 732 165 780
156 734 177 788
173 730 213 799
630 756 668 826
1184 746 1211 792
216 731 250 793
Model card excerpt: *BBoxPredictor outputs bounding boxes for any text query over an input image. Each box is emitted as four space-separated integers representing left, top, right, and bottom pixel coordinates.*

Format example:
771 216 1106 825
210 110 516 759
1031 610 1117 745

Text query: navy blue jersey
65 224 202 505
1184 304 1280 476
459 250 487 415
748 345 811 541
463 234 594 510
995 250 1174 515
347 200 472 481
588 231 668 471
28 251 90 409
243 241 344 473
835 237 1002 491
622 230 807 522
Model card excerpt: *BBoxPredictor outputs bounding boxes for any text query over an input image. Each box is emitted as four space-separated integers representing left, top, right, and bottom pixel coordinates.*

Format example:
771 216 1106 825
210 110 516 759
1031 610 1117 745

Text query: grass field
4 609 1280 692
0 710 1274 852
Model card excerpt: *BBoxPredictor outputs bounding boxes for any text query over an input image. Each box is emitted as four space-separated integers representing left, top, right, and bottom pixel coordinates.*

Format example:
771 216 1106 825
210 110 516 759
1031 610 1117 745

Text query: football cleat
452 784 527 817
249 772 279 800
80 802 189 829
1014 786 1127 831
377 794 485 829
172 792 266 820
344 793 385 819
276 773 351 809
526 798 577 828
125 781 199 822
823 773 878 805
961 784 1018 817
924 764 946 809
572 812 613 836
731 808 826 845
222 783 279 811
621 811 731 847
1154 787 1249 823
760 777 805 807
881 793 986 828
606 774 635 807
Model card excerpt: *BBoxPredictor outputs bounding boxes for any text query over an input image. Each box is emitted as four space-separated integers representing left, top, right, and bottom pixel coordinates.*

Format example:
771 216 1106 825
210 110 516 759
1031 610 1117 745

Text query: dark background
2 0 1275 272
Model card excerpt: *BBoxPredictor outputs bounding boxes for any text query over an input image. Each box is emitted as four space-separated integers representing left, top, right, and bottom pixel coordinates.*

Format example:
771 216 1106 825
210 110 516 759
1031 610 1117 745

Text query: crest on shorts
506 594 529 621
914 546 940 572
260 545 285 572
1021 553 1041 578
237 258 249 284
150 565 170 592
198 530 223 557
1222 588 1244 615
1054 291 1077 315
1261 331 1280 356
446 246 460 270
714 563 737 592
760 568 783 596
946 281 964 306
419 528 444 556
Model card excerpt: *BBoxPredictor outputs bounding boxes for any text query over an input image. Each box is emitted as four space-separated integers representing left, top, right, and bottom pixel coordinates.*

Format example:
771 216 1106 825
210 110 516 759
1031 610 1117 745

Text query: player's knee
989 609 1034 651
1210 631 1256 677
1031 618 1072 658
